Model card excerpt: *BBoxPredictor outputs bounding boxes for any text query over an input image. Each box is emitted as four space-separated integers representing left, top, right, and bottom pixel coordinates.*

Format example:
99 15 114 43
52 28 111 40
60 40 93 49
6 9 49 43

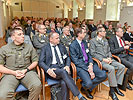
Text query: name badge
86 49 89 53
63 54 67 59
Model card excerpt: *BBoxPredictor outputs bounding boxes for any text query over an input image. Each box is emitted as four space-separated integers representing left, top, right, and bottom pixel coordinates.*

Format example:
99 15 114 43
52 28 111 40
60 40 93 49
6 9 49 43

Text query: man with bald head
39 32 87 100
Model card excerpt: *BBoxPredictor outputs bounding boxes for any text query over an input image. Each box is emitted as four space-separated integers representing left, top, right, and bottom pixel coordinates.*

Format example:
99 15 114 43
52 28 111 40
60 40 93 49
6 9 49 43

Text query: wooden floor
46 80 133 100
0 38 133 100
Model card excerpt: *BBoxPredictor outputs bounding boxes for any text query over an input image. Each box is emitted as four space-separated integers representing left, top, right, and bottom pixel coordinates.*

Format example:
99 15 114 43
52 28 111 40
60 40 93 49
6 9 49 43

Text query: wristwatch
27 68 30 72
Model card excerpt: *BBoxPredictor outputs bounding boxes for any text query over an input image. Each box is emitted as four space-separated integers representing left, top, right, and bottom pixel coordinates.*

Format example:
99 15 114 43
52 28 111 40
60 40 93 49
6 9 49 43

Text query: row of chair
0 55 127 100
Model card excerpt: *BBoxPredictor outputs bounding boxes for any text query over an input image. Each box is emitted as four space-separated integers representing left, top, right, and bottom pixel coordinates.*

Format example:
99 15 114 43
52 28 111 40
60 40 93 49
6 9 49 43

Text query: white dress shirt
116 35 125 47
50 43 63 64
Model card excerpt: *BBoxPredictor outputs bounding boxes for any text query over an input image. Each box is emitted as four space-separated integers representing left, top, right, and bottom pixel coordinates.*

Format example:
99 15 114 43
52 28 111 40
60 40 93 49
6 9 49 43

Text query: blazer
69 39 93 72
55 28 63 35
108 35 128 58
89 37 112 62
123 32 133 42
39 43 71 72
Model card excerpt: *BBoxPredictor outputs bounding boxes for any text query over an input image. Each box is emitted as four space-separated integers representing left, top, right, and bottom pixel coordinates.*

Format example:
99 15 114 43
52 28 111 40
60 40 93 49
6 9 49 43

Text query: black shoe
109 91 119 100
126 83 133 90
81 87 93 99
79 96 87 100
128 80 133 85
114 87 124 96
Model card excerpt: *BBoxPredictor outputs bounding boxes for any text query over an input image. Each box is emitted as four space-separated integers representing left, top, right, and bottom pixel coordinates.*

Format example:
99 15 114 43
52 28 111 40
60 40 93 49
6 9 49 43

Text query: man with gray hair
109 27 133 91
33 24 49 55
60 26 73 51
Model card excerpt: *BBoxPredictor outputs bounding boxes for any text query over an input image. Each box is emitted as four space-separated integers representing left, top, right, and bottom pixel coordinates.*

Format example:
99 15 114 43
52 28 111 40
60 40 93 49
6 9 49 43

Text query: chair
70 58 103 92
40 62 77 100
0 66 43 100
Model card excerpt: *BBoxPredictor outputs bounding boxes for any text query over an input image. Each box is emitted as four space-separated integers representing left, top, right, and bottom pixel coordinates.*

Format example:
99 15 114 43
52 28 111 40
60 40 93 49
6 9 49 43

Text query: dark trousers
121 55 133 80
48 64 80 100
77 63 107 91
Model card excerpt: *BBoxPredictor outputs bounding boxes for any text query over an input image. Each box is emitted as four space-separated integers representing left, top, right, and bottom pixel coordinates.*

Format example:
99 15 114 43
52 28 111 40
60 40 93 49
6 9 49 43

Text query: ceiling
4 0 133 9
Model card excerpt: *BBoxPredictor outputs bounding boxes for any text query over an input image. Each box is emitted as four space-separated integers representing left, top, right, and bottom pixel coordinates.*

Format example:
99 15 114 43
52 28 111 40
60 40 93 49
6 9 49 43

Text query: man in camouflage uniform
0 28 42 100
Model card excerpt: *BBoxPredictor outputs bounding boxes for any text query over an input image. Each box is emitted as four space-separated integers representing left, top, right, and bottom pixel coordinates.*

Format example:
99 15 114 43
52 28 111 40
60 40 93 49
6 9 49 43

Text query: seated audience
109 27 133 91
89 27 125 100
0 28 42 100
69 28 107 99
39 32 87 100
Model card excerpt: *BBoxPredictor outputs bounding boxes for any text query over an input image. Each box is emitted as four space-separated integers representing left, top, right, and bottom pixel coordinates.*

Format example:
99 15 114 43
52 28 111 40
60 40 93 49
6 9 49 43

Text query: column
85 0 94 19
106 0 121 21
73 0 78 18
64 3 68 18
0 0 4 38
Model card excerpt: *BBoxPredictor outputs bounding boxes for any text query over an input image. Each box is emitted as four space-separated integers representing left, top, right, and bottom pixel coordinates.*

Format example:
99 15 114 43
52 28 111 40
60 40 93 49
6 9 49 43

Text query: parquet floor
45 80 133 100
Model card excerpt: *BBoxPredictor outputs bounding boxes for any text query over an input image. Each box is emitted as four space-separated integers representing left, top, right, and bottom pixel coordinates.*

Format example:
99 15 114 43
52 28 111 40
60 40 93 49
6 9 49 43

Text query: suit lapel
75 40 83 56
47 43 53 60
114 36 120 48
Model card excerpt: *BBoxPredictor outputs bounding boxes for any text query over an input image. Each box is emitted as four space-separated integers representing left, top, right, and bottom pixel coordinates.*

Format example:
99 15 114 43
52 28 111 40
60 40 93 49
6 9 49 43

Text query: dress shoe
114 87 124 96
79 96 87 100
81 87 93 99
126 83 133 90
128 80 133 85
109 91 119 100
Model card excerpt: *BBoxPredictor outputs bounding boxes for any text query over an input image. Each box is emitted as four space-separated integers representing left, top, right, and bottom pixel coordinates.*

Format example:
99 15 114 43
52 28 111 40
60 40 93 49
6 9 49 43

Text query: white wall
120 6 133 28
12 0 63 18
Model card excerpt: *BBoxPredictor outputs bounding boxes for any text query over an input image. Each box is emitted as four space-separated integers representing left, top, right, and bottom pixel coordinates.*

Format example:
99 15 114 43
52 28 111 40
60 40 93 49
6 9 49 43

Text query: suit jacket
69 39 93 72
55 27 63 35
123 32 133 42
39 43 71 72
89 37 112 62
108 35 128 58
88 24 97 32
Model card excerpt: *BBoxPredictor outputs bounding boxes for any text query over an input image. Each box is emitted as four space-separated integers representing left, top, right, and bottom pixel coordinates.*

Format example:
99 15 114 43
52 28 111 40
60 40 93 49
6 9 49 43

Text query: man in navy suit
39 32 87 100
69 28 107 99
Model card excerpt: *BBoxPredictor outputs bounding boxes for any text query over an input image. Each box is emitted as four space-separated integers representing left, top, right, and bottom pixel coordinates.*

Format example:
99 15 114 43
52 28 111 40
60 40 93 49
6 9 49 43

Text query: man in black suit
109 27 133 91
55 22 63 35
69 28 107 99
39 32 87 100
123 26 133 48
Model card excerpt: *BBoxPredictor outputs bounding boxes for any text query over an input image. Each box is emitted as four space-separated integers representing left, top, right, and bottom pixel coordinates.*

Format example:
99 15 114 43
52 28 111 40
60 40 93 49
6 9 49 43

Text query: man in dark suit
55 22 63 35
39 32 87 100
109 27 133 91
123 26 133 48
69 28 107 99
87 20 97 32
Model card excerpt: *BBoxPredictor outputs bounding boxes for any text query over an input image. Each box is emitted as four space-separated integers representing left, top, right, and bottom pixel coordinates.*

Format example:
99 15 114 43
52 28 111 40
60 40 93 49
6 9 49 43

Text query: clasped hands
88 64 95 79
47 66 70 78
14 69 27 79
103 58 112 64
